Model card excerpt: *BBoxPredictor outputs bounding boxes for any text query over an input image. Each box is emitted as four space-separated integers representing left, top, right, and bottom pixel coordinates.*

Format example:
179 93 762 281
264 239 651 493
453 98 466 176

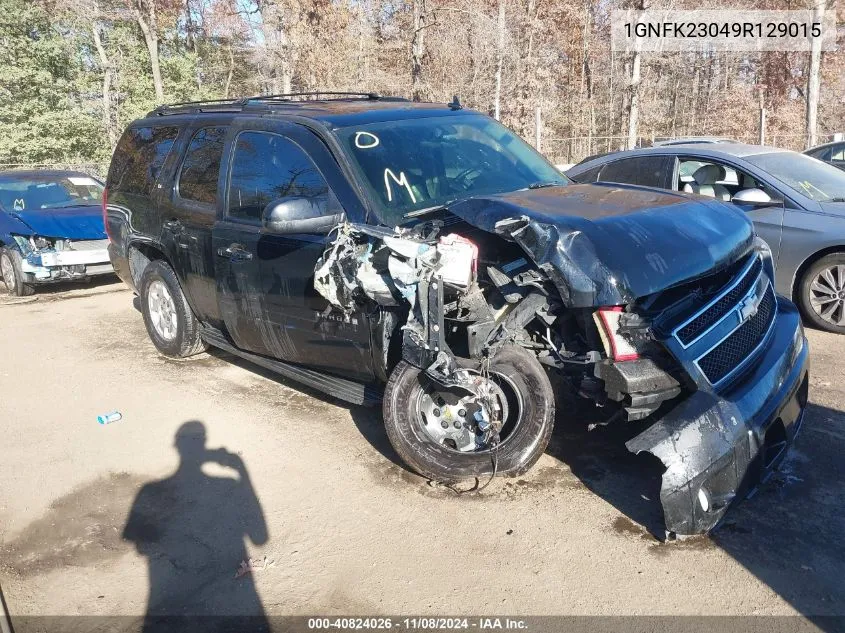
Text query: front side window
675 158 776 202
108 126 179 196
598 156 672 188
0 174 103 212
334 114 568 226
228 132 329 222
178 127 227 205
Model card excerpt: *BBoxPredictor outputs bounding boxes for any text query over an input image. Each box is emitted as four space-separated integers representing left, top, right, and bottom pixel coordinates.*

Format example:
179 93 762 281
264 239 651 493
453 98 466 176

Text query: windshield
335 114 568 226
0 174 104 212
746 152 845 202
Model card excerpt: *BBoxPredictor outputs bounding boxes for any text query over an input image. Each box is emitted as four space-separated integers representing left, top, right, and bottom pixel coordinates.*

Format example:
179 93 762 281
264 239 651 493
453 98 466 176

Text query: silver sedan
567 144 845 333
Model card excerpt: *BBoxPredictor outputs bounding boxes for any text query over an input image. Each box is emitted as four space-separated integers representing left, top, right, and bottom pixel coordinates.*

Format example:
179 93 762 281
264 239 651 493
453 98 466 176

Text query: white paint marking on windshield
13 199 24 211
384 168 417 204
354 131 380 149
67 176 98 186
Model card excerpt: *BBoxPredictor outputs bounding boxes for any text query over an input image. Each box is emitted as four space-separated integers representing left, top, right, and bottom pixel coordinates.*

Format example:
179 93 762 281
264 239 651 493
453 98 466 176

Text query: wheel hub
148 280 178 341
809 264 845 326
416 374 510 453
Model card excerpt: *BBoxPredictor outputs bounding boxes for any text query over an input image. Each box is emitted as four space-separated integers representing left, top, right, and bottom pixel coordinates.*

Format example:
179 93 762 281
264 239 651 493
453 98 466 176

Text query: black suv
106 93 808 535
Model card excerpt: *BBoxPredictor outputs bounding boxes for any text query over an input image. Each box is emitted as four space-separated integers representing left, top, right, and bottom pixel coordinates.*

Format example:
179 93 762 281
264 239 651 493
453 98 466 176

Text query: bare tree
411 0 427 100
493 0 505 120
91 21 117 148
132 0 165 101
626 0 646 150
805 0 826 148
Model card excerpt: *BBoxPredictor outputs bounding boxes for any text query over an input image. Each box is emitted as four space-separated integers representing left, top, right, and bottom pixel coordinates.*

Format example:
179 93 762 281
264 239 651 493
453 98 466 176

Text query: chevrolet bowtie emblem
738 292 760 323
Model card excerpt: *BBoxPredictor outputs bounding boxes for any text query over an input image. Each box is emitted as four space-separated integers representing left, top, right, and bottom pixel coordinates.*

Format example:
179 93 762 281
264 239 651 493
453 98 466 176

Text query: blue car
0 170 113 296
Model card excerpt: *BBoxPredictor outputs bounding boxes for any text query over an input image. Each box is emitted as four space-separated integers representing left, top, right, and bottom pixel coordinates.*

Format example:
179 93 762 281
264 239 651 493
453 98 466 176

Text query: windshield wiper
828 198 845 202
527 181 561 189
402 204 449 219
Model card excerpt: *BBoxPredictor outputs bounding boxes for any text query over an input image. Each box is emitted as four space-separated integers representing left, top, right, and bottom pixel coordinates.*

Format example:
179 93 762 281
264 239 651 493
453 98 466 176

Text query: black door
158 125 227 324
213 125 375 382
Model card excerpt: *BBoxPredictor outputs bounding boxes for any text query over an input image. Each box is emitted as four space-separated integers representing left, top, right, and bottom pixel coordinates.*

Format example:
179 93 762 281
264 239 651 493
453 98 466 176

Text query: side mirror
262 196 345 235
731 188 780 207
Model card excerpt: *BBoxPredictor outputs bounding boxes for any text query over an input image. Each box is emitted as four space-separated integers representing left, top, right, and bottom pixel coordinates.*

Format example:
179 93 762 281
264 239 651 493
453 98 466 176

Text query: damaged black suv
106 92 809 535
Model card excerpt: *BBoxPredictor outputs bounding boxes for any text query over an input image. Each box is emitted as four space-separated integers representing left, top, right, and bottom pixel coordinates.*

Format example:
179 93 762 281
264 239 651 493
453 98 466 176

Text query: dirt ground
0 278 843 625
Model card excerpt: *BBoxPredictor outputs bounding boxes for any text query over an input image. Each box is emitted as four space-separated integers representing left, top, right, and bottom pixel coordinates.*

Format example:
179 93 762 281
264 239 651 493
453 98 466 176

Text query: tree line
0 0 841 169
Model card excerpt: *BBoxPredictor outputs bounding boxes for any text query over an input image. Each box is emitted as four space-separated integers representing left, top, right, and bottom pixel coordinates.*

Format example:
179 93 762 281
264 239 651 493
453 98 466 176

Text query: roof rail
149 92 409 116
248 91 386 102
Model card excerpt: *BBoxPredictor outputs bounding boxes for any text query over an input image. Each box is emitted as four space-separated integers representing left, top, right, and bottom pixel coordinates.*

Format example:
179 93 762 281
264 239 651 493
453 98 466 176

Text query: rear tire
139 260 207 358
798 252 845 334
383 345 555 482
0 247 35 297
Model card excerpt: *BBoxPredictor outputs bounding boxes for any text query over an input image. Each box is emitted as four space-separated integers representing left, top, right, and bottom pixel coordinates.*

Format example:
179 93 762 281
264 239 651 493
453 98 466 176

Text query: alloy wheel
148 279 178 341
809 264 845 326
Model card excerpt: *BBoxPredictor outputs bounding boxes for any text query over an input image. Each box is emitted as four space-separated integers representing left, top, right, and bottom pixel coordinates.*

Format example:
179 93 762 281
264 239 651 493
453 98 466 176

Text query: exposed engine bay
310 208 807 538
10 234 112 282
314 220 683 472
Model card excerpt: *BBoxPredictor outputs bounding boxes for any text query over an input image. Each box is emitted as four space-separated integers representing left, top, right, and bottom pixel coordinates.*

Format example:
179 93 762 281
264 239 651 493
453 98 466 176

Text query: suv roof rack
150 92 409 116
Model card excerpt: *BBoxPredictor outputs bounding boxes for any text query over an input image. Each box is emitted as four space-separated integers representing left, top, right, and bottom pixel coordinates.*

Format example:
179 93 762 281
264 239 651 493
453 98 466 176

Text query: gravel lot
0 278 843 625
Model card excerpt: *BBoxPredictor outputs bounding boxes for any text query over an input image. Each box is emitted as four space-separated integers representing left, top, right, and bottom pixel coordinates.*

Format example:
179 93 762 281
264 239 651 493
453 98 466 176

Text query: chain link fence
0 163 110 179
1 131 842 178
544 132 842 166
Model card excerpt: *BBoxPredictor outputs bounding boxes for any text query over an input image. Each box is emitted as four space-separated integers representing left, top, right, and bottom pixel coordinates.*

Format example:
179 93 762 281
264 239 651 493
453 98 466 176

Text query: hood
448 183 755 307
818 201 845 216
9 205 106 240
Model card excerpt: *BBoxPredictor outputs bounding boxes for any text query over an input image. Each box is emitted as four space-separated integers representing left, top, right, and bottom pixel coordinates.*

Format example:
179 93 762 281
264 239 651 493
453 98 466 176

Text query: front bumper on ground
627 296 809 536
21 244 113 282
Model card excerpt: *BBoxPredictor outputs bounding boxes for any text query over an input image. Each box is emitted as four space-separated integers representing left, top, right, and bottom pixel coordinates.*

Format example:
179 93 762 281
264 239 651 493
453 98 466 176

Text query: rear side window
177 127 227 205
598 156 672 188
108 126 179 195
807 146 831 161
570 164 603 183
228 131 329 222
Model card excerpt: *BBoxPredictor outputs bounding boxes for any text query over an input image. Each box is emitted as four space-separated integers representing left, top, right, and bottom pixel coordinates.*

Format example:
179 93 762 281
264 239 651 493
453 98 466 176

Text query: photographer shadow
123 421 270 632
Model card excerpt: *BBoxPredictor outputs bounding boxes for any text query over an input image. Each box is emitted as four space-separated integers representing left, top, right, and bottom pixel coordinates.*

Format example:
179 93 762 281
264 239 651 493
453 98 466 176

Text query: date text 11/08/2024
307 617 529 630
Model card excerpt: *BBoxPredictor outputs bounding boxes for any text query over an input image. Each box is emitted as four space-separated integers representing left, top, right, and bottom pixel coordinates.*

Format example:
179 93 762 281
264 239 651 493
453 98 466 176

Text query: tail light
102 187 111 241
594 307 640 361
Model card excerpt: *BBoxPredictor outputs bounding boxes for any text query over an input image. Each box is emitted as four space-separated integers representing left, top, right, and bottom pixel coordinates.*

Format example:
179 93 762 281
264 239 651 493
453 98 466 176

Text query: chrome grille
676 256 762 346
696 285 776 386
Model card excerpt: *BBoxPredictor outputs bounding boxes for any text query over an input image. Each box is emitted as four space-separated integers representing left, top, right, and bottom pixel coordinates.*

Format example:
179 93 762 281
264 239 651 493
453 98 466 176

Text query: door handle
163 219 182 233
217 243 253 262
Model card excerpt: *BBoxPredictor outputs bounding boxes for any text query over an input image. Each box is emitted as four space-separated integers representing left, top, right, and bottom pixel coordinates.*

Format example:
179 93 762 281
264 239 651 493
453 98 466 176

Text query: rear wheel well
128 242 167 289
791 245 845 303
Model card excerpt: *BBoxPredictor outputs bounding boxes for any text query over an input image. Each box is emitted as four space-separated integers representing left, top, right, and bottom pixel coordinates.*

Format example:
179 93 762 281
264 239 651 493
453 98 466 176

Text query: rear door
213 123 375 381
593 155 675 189
158 124 228 324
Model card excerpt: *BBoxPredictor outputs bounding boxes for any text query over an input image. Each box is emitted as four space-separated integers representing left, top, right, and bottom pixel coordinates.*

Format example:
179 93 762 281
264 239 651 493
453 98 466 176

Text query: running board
200 327 383 407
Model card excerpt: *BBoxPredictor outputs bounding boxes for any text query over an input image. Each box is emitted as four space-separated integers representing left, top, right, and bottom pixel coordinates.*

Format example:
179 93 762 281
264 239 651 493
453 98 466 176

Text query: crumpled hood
9 205 106 240
448 183 755 307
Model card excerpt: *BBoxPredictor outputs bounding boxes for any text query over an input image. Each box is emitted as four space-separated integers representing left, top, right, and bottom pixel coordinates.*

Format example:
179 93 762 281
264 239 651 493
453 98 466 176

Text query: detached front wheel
383 345 555 482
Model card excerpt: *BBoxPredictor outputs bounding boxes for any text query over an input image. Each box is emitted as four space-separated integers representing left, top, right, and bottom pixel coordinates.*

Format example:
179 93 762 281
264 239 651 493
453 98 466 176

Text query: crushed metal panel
446 187 755 307
626 391 749 535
